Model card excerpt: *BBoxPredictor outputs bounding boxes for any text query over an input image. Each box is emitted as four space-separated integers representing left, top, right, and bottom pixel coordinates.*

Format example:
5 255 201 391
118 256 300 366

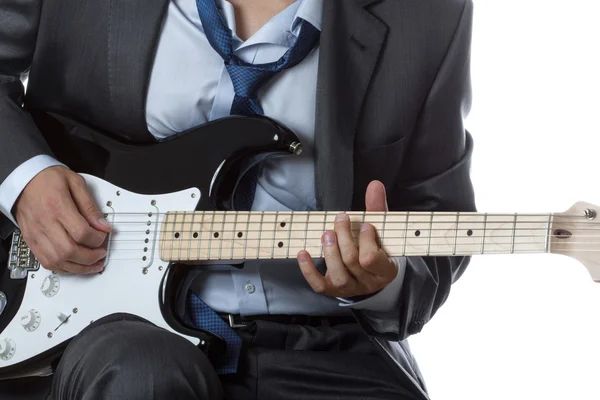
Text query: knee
52 316 223 400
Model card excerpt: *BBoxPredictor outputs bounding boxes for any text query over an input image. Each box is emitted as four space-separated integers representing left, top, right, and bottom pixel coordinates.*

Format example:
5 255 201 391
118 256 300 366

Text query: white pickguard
0 174 201 369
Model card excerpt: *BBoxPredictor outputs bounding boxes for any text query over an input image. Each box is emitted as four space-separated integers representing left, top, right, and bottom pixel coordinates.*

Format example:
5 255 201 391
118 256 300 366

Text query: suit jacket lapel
107 0 169 142
314 0 388 211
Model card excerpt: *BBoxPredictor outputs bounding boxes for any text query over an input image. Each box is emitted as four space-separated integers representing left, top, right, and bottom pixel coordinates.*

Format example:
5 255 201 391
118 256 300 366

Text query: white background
409 1 600 399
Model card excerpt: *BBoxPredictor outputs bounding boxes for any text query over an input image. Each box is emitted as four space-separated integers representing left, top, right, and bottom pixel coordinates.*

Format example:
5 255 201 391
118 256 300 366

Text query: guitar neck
158 211 553 262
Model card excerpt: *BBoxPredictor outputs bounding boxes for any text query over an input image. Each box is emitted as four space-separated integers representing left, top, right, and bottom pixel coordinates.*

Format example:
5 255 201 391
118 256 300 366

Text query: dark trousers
1 314 421 400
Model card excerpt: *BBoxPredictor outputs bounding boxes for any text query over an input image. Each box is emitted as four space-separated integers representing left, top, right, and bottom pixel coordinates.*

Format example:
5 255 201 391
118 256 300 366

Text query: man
0 0 475 398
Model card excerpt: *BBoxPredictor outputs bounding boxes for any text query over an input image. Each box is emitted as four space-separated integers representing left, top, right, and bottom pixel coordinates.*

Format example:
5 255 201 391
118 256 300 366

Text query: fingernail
97 217 111 228
360 224 370 232
93 265 105 273
334 213 348 222
323 232 336 246
298 252 309 263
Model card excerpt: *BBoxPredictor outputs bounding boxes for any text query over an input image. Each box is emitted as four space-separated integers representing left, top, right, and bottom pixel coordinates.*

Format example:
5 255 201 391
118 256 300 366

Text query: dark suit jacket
0 0 476 397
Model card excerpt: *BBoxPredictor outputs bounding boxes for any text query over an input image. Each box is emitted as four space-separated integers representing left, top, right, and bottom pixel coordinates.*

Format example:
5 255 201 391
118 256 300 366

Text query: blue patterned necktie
196 0 320 116
186 1 320 375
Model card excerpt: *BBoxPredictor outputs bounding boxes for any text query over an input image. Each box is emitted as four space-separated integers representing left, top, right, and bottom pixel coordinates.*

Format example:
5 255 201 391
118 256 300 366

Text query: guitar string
94 211 595 218
73 248 600 262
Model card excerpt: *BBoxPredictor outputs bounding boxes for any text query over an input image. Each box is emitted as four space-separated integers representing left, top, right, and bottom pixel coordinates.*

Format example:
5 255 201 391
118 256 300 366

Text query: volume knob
20 309 41 332
41 274 60 297
0 338 16 361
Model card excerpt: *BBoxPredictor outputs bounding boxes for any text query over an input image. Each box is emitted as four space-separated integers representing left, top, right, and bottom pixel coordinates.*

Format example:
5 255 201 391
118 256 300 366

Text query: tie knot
226 64 278 98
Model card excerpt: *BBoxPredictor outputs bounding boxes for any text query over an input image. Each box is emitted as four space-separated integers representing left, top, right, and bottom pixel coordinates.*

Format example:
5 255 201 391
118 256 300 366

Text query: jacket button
408 320 424 335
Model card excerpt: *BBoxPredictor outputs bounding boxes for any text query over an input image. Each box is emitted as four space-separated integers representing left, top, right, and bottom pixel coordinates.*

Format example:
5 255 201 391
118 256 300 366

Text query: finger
322 231 357 296
365 180 388 212
59 260 105 275
297 251 329 295
45 225 107 266
334 213 374 281
358 223 395 280
68 174 112 233
57 193 107 249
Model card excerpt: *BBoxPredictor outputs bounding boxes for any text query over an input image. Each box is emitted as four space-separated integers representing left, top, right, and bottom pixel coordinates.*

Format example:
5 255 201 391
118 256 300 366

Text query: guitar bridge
7 229 40 279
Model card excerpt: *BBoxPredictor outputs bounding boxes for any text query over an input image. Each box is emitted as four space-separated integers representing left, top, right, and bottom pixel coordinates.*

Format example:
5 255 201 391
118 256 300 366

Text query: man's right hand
14 166 111 274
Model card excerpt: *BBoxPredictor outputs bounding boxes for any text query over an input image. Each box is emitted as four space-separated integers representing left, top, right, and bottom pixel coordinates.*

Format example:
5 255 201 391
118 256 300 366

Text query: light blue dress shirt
0 0 406 316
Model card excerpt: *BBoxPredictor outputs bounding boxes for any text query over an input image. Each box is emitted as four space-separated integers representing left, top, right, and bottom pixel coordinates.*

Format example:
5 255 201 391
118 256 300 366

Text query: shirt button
244 283 255 294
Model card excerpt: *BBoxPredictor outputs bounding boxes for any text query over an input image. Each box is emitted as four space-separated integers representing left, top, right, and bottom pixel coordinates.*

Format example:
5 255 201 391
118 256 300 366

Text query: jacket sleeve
353 0 477 341
0 0 55 239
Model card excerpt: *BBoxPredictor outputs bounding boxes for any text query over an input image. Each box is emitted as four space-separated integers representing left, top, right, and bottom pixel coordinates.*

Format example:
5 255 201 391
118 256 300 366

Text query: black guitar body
0 112 301 379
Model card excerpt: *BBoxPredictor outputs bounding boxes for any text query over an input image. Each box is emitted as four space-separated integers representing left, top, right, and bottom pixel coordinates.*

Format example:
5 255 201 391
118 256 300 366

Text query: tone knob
20 309 41 332
41 274 60 297
0 338 16 361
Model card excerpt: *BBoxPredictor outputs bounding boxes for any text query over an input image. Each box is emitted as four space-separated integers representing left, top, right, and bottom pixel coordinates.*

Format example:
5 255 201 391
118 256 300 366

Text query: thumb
365 181 388 212
69 175 112 233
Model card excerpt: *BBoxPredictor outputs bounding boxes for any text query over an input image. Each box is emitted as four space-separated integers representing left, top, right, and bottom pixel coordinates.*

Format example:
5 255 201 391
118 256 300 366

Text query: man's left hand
297 181 398 298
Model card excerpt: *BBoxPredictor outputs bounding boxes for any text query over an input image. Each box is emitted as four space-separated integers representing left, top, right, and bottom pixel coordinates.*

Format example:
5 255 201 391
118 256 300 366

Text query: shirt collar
292 0 323 34
216 0 323 50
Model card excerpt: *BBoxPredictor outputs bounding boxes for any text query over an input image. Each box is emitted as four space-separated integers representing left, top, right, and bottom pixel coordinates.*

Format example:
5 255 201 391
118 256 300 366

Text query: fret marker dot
237 232 243 238
214 232 220 239
415 230 421 237
278 242 284 248
193 232 199 239
280 222 286 228
174 232 180 239
467 230 473 236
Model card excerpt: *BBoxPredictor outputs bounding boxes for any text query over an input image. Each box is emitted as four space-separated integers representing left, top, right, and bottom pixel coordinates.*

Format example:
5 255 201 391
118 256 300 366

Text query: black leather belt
219 313 356 328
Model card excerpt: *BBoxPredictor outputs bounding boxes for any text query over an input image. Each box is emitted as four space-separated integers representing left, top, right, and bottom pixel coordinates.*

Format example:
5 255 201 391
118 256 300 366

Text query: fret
231 212 248 260
230 212 238 260
426 212 433 256
482 214 514 254
454 213 485 256
286 212 294 259
258 212 276 258
404 213 431 256
320 212 328 258
481 213 488 254
382 212 388 249
305 212 325 256
187 211 195 261
363 212 384 247
453 212 460 255
544 214 552 253
257 212 265 259
272 212 291 259
288 213 310 256
510 213 517 254
170 211 178 261
512 214 548 254
179 211 186 261
271 211 278 259
427 213 459 256
403 213 409 256
208 210 216 260
198 211 213 261
243 212 250 260
218 213 227 260
196 211 205 260
303 212 309 252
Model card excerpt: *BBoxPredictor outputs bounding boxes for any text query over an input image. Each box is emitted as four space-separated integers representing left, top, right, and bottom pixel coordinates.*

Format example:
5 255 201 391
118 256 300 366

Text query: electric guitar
0 113 598 380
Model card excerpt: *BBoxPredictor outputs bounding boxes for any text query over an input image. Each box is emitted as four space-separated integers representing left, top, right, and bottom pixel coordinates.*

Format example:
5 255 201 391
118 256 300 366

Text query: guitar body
0 113 301 379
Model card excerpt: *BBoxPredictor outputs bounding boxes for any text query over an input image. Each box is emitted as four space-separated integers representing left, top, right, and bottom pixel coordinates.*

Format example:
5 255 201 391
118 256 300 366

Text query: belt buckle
228 314 248 329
